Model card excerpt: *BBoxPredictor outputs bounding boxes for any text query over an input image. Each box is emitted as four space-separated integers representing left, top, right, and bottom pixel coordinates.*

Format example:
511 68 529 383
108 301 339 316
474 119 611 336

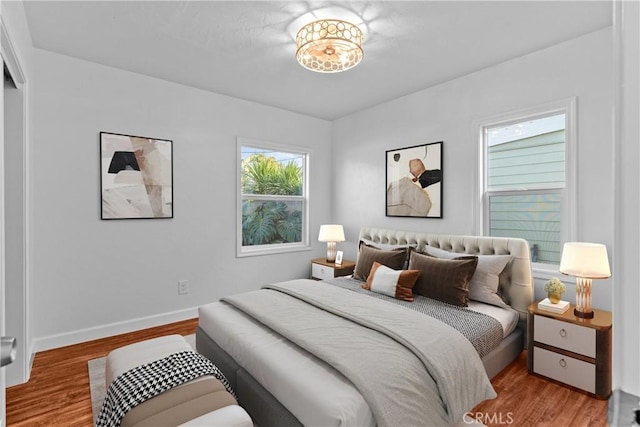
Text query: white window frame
236 137 311 257
474 98 577 272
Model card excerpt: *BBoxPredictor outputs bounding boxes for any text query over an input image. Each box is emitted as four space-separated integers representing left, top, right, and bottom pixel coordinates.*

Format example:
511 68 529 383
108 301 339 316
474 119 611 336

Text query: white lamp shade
318 224 345 242
559 242 611 279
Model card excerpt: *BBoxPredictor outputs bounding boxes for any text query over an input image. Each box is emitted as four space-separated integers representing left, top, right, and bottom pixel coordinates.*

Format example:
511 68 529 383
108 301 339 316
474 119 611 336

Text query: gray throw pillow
422 246 512 308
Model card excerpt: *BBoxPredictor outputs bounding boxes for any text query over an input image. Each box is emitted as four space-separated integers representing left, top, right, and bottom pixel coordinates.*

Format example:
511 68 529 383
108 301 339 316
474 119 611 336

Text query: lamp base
574 308 594 319
326 241 337 263
574 277 594 319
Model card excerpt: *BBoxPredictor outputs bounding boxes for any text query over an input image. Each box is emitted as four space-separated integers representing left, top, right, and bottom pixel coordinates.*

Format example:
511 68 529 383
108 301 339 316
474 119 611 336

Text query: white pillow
369 264 402 297
362 262 420 301
422 246 511 308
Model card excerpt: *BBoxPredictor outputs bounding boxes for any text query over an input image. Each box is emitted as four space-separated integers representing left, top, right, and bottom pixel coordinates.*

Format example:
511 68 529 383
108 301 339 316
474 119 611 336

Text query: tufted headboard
358 227 534 321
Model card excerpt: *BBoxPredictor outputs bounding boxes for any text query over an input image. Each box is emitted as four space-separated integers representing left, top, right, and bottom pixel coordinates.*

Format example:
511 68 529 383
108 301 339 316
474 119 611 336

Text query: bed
196 227 533 426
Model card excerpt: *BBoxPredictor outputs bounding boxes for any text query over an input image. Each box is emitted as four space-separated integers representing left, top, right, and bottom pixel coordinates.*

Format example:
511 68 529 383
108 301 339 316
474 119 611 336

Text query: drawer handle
559 328 567 338
559 358 567 368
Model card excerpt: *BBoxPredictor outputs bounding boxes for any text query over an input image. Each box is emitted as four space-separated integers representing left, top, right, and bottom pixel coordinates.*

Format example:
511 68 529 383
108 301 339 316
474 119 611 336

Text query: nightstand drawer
534 315 595 357
312 263 335 280
533 347 595 393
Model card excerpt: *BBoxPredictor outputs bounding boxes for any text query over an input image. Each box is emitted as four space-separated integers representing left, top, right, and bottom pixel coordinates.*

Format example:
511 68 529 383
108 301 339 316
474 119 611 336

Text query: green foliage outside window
241 153 303 246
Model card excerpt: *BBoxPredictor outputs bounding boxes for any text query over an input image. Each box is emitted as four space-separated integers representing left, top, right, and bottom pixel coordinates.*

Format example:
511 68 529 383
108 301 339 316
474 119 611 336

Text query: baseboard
31 307 199 354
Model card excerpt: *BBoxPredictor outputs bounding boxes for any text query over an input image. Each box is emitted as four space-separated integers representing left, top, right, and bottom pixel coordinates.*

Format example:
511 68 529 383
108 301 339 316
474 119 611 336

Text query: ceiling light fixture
296 19 363 73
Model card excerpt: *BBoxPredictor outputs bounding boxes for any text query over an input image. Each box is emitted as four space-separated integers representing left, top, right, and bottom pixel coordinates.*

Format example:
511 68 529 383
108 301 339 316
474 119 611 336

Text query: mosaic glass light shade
296 19 363 73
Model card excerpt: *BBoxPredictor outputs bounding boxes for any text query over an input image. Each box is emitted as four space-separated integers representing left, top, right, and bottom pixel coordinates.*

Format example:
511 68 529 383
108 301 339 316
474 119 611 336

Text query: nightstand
527 302 612 399
311 258 356 280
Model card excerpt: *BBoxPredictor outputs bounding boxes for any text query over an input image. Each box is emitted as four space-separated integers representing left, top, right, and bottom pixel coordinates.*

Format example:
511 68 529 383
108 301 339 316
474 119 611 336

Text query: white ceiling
22 1 612 121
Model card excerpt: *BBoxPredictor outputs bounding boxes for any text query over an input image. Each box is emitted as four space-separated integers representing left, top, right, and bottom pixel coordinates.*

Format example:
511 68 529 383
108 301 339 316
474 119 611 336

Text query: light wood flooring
472 351 607 426
6 318 198 426
6 319 607 426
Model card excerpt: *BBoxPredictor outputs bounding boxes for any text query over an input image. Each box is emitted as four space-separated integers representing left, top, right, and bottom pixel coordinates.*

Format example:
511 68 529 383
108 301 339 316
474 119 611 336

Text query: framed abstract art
100 132 173 219
386 141 443 218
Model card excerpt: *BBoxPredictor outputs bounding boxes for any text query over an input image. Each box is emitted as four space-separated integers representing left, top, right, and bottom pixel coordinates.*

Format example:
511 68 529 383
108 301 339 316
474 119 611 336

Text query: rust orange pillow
361 262 420 301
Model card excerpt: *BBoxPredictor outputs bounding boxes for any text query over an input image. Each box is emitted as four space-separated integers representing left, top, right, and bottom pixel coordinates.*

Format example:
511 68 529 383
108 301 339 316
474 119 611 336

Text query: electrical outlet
178 280 189 295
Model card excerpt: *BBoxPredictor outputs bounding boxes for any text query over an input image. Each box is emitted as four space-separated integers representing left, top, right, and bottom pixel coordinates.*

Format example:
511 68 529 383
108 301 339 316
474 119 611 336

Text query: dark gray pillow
353 243 407 281
408 251 478 307
359 238 416 269
421 246 512 308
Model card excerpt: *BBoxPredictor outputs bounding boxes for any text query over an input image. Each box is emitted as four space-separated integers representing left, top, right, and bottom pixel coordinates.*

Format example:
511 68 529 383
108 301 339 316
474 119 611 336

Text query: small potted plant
544 277 566 304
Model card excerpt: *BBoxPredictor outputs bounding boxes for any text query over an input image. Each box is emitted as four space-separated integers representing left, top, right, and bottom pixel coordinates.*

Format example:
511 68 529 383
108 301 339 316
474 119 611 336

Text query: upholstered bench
104 334 252 427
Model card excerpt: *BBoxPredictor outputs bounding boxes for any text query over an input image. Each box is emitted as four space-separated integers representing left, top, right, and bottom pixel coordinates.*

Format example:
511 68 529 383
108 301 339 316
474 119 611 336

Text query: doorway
3 65 27 389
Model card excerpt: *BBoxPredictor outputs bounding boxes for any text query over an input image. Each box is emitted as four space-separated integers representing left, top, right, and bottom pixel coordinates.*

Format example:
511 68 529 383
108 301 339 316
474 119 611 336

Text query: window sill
236 243 312 258
532 263 575 283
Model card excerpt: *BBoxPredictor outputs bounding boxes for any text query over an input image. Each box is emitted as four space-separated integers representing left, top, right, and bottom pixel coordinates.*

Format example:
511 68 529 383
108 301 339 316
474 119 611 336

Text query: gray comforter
324 276 505 358
222 279 496 427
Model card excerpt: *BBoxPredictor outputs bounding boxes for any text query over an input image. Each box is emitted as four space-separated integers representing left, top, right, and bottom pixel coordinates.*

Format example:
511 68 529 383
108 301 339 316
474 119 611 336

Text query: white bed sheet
467 301 519 338
198 301 375 427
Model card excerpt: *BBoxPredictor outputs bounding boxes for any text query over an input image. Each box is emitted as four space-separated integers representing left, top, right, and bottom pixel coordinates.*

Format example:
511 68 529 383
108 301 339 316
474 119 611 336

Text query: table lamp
559 242 611 319
318 225 345 263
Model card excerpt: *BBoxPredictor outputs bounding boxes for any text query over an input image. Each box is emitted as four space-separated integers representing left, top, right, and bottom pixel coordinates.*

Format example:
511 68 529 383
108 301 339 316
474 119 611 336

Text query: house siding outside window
480 102 575 267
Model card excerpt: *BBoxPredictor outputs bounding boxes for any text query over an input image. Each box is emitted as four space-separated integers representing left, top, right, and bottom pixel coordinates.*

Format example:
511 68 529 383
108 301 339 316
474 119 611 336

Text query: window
237 138 310 257
478 99 576 267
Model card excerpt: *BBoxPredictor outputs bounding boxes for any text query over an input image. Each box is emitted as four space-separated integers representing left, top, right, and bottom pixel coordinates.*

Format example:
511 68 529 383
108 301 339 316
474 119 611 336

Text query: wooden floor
472 351 607 426
6 319 607 427
6 318 198 426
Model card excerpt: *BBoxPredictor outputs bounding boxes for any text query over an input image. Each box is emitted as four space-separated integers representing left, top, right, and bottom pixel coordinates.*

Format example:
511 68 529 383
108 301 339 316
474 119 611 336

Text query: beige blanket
222 279 496 426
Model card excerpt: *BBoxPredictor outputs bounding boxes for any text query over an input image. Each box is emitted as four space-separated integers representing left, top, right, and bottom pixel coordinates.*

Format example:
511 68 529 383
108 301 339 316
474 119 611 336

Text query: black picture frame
386 141 443 218
100 131 173 219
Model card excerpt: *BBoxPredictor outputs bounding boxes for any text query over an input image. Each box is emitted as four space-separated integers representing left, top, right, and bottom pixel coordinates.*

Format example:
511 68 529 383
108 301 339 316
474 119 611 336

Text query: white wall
29 49 332 350
332 28 614 312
